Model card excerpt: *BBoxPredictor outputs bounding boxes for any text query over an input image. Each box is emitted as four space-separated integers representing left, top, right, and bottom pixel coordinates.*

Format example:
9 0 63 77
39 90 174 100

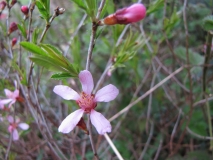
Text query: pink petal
12 129 19 141
0 99 12 105
8 100 16 108
58 109 84 133
4 89 13 98
95 84 119 102
53 85 80 100
13 90 19 98
7 115 14 123
79 70 94 94
90 109 111 135
18 123 29 130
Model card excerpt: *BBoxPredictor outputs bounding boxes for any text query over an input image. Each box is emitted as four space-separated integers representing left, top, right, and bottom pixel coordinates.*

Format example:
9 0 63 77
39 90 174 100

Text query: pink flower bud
103 3 146 25
8 22 18 35
21 6 29 15
10 0 17 7
11 38 17 47
0 1 6 12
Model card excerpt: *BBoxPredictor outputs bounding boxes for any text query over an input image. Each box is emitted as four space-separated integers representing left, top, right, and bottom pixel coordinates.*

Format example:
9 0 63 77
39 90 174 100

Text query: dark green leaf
20 41 48 56
51 73 77 79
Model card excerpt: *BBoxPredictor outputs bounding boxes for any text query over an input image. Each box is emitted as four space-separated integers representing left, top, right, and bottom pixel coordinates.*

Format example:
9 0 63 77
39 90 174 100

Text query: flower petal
13 90 19 98
79 70 94 94
90 109 111 135
95 84 119 102
0 99 13 105
4 89 13 98
12 129 19 141
58 109 84 133
7 115 14 123
18 123 29 130
53 85 80 100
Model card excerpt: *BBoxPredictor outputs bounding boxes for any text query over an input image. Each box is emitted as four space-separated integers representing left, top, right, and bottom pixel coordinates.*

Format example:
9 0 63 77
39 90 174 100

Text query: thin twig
64 14 87 56
109 66 184 121
138 121 154 160
104 134 124 160
5 133 13 160
87 114 99 160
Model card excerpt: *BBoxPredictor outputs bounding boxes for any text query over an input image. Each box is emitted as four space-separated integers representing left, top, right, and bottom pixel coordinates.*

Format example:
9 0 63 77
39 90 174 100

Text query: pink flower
53 70 119 135
103 3 146 25
7 116 29 141
0 89 19 108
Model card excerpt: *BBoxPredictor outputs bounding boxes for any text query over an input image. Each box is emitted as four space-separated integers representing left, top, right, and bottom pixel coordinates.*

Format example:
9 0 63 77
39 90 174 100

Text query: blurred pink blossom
0 1 6 13
0 89 19 108
103 3 146 25
53 70 119 135
7 115 29 141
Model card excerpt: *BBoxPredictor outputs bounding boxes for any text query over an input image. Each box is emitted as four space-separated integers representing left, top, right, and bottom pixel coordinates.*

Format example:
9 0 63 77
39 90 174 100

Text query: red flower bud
0 1 6 12
10 0 17 7
103 3 146 25
8 22 18 35
21 6 29 15
11 37 17 47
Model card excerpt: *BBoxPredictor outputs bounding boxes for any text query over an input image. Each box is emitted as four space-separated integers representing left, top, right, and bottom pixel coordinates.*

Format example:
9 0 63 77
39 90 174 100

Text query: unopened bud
103 3 146 25
8 22 18 35
21 6 29 15
11 37 17 47
0 1 6 12
10 0 17 8
58 8 65 15
55 7 65 16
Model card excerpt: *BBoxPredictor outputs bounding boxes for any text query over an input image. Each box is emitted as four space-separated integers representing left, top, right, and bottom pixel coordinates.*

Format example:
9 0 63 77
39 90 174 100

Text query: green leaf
32 28 40 44
85 0 97 18
163 10 181 32
71 0 87 11
146 0 164 15
30 55 71 73
51 73 76 79
202 15 213 31
17 23 27 39
36 1 49 21
20 41 48 56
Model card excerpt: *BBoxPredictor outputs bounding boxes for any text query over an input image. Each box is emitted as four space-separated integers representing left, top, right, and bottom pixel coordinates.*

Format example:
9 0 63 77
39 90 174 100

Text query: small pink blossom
103 3 146 25
0 89 19 108
7 116 29 141
53 70 119 135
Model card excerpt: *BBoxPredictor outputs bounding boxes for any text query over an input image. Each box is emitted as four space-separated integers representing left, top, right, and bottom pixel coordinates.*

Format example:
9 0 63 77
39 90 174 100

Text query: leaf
163 10 181 32
36 1 49 21
51 73 77 80
71 0 87 11
202 15 213 31
17 23 27 39
146 0 164 15
20 41 48 56
29 55 71 73
32 28 40 44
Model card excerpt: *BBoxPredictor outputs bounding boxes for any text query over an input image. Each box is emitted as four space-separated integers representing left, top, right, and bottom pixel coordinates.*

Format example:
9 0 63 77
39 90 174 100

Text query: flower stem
87 114 100 160
5 133 13 160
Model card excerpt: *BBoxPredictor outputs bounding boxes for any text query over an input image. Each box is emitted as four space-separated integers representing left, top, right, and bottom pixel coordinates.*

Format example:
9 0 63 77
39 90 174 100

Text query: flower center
76 92 97 113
